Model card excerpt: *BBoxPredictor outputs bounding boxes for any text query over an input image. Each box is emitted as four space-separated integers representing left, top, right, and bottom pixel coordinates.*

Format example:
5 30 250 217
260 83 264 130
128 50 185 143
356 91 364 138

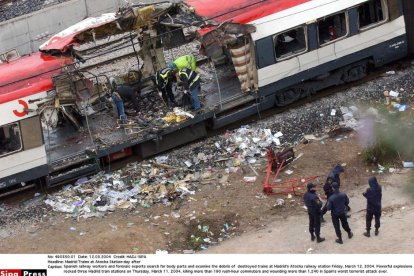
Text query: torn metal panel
138 28 166 79
198 21 256 58
221 23 256 35
39 13 120 53
39 4 174 54
229 38 258 93
132 5 156 29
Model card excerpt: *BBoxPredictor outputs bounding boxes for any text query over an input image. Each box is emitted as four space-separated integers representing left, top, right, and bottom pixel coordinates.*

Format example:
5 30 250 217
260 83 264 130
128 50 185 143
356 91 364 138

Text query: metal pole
130 31 141 68
210 60 222 110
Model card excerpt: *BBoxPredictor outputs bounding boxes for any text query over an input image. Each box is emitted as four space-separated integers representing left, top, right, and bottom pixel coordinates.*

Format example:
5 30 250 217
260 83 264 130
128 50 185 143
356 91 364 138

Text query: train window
274 27 307 60
318 12 348 45
358 0 386 29
0 123 22 157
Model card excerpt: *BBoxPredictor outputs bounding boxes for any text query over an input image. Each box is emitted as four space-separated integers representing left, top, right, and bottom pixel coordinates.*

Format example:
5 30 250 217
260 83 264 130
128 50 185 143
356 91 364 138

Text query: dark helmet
331 182 339 190
307 182 316 190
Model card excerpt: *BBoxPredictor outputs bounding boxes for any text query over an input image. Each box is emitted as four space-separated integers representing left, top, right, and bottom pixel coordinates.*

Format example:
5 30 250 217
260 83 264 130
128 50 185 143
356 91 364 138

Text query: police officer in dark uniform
327 182 353 244
328 164 351 217
303 183 325 243
155 67 177 107
363 176 382 237
328 164 345 187
321 176 335 221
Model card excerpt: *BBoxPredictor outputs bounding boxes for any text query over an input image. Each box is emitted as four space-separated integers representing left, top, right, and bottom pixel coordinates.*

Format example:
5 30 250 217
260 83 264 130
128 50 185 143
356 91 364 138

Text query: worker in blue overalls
174 67 201 111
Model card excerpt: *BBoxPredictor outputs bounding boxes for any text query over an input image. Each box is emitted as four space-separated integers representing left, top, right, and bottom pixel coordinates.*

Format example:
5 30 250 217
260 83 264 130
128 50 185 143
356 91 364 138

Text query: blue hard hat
168 62 176 69
307 183 316 190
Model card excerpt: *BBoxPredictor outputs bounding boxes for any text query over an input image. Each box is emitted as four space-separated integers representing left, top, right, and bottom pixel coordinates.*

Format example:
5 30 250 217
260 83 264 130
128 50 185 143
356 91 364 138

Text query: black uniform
155 68 176 106
303 184 323 240
363 176 382 232
116 85 140 112
328 164 351 214
328 164 344 187
327 183 352 242
321 176 334 216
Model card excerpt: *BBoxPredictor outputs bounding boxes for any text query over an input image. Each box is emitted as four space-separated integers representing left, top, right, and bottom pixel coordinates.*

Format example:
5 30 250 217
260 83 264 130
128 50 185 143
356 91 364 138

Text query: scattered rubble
41 61 414 217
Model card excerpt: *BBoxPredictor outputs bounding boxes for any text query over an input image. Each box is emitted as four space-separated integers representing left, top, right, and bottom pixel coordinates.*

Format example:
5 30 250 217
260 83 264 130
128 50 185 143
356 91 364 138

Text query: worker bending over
155 67 177 107
176 68 202 111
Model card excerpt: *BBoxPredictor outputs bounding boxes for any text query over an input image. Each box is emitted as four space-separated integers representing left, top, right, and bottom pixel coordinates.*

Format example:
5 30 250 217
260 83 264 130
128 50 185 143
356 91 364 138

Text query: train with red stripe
1 0 414 194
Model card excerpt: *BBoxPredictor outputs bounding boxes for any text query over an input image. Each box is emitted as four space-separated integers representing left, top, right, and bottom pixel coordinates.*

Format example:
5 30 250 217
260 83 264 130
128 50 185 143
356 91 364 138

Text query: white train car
253 0 407 105
0 0 411 194
189 0 407 108
0 53 71 191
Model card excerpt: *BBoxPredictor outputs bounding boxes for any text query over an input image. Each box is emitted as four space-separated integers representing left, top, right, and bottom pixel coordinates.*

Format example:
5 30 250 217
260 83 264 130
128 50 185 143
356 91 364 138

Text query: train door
297 23 318 71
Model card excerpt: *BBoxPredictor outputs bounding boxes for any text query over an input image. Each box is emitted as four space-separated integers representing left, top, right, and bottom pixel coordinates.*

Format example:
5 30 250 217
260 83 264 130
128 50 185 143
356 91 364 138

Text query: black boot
336 237 343 244
316 236 325 243
375 229 379 236
311 233 316 241
348 231 353 239
363 230 370 237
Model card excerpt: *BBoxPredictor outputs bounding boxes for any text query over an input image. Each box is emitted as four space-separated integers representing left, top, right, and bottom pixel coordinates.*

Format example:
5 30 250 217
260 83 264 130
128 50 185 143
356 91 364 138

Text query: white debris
389 90 399 97
243 176 257 183
274 131 283 138
402 162 414 168
285 170 293 175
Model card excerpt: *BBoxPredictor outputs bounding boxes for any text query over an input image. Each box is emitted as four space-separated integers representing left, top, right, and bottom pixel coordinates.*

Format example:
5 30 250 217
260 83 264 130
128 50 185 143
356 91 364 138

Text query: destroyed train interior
0 0 414 195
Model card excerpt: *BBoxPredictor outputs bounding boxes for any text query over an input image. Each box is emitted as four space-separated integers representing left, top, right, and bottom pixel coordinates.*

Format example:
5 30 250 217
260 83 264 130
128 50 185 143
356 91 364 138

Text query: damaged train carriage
0 0 411 193
184 0 408 127
0 53 73 191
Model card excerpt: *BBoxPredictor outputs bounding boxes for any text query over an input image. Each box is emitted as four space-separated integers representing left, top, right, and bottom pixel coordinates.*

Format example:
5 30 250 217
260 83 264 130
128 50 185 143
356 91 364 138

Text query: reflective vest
173 55 196 71
179 68 200 90
156 68 172 89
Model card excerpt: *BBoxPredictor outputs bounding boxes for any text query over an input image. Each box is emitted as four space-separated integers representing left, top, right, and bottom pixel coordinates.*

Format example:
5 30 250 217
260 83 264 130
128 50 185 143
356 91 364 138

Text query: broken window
358 0 386 29
274 27 307 60
318 12 348 45
0 123 22 157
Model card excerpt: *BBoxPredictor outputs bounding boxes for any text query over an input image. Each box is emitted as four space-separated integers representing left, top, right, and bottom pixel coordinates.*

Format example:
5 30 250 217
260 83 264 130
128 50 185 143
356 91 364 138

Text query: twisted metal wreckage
35 1 257 129
0 0 261 192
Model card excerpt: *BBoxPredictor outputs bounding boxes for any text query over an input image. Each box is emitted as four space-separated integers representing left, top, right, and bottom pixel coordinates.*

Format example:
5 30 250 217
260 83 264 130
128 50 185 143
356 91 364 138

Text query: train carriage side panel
252 0 407 96
0 94 48 189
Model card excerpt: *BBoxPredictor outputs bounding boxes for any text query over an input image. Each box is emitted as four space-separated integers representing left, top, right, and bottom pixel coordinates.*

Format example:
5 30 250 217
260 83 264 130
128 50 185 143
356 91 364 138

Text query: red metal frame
263 147 318 196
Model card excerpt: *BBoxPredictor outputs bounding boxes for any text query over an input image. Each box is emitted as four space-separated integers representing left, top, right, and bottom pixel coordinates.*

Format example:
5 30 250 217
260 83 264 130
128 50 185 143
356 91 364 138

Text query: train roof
39 13 117 53
184 0 310 24
0 52 72 104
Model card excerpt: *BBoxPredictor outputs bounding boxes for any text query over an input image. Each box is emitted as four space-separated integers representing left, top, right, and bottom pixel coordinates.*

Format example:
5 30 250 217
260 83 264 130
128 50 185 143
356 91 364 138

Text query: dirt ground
1 131 413 254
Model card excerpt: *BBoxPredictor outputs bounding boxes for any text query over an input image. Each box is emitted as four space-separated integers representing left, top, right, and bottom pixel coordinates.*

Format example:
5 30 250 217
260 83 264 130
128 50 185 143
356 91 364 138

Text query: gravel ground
0 0 72 22
164 62 414 169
